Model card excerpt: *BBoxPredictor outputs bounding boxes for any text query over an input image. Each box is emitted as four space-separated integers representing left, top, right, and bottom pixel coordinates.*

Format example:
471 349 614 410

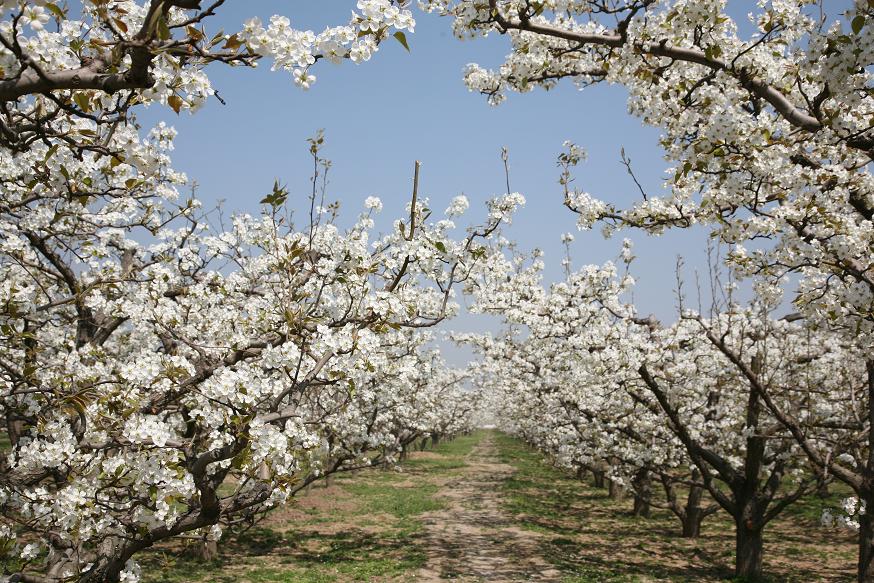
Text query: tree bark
735 518 764 581
682 509 703 537
200 539 218 561
632 468 651 518
681 484 706 538
608 478 624 500
859 492 874 582
592 470 606 488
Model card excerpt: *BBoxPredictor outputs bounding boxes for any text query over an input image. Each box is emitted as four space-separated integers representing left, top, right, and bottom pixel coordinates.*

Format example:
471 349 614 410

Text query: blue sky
138 2 789 362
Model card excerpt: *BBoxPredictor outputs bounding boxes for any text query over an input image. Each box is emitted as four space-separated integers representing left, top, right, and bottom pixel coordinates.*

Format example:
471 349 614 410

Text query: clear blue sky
139 2 794 362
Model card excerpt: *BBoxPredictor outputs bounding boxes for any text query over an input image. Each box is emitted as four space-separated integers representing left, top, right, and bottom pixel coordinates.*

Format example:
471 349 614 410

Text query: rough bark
681 484 707 538
592 469 606 489
631 467 651 518
608 478 624 501
859 491 874 582
735 518 764 581
200 539 218 561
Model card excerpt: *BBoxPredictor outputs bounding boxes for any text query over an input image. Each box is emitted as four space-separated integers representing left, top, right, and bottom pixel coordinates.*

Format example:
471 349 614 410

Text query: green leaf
393 31 410 52
704 44 722 60
44 144 59 161
434 241 447 253
157 17 171 41
46 2 65 20
73 92 90 113
852 15 865 35
260 179 289 208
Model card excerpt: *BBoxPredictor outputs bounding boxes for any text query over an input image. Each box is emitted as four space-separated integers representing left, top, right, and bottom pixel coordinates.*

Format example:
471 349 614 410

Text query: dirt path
415 433 563 582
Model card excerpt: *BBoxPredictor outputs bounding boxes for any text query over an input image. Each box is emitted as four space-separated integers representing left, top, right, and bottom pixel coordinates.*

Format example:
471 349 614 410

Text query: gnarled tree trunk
631 467 652 518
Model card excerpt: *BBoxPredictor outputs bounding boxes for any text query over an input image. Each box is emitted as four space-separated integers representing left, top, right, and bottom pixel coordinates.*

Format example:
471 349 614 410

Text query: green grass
142 431 473 582
342 482 444 519
490 431 855 583
430 431 481 458
781 481 853 525
142 430 856 583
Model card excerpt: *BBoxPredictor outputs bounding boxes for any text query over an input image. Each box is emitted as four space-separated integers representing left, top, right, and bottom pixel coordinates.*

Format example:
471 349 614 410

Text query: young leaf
393 31 410 52
223 34 243 51
167 95 184 114
45 2 66 20
157 17 171 41
73 92 90 113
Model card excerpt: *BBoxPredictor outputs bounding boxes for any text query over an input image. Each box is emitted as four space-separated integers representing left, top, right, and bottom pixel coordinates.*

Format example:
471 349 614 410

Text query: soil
415 433 564 582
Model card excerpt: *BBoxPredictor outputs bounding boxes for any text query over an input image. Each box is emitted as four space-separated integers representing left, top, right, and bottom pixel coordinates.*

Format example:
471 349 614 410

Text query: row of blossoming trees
0 1 508 581
427 0 872 581
0 0 871 582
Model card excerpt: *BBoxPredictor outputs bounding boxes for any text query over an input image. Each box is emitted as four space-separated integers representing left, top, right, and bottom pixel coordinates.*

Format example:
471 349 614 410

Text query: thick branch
489 1 823 134
0 0 203 103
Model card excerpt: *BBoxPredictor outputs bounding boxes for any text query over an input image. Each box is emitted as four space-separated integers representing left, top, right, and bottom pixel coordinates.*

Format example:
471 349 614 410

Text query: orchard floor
143 430 856 582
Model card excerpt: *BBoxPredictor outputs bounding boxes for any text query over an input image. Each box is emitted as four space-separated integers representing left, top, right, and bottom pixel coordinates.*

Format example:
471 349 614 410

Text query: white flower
364 196 383 212
293 69 316 90
21 543 40 560
119 560 142 583
23 6 50 30
445 195 469 217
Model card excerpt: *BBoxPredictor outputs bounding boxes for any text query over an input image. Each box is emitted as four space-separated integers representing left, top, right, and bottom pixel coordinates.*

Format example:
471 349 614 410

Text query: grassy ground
141 434 480 582
142 431 856 582
491 433 856 583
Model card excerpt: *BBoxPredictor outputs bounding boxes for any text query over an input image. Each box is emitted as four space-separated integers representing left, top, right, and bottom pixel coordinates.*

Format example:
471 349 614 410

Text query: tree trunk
861 362 874 582
735 519 763 581
608 479 624 501
5 416 24 448
681 483 706 538
632 495 649 517
681 510 703 538
859 495 874 582
200 539 218 561
632 468 651 518
592 470 605 489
